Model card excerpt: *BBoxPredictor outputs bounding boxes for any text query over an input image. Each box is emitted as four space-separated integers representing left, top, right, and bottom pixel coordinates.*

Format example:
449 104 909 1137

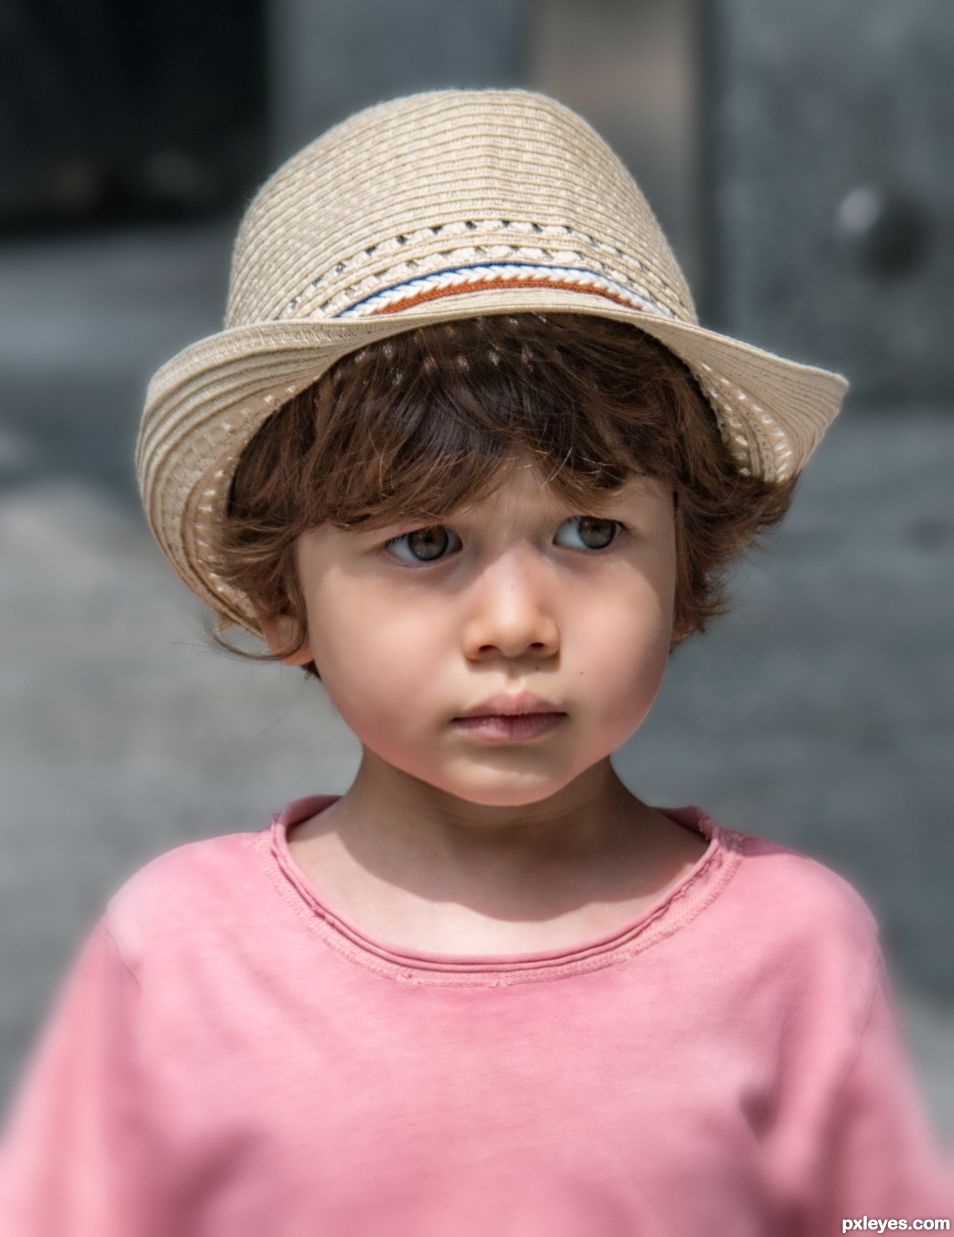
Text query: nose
460 545 561 662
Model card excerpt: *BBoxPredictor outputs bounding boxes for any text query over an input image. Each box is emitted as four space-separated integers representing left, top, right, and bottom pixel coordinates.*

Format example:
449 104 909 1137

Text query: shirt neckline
263 793 744 986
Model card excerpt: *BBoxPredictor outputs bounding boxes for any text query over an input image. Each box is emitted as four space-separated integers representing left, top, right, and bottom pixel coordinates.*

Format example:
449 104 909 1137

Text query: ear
252 606 315 667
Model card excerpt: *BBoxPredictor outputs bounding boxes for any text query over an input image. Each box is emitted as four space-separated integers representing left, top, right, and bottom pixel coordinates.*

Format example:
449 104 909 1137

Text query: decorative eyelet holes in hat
137 86 849 638
277 219 694 324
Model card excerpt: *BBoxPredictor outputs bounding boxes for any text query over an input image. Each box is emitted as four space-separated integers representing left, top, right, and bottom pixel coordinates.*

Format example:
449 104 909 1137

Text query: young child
2 88 951 1236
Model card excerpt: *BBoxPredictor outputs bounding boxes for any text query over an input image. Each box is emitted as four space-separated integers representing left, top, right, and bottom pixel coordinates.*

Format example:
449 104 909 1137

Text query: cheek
308 585 442 726
573 577 674 720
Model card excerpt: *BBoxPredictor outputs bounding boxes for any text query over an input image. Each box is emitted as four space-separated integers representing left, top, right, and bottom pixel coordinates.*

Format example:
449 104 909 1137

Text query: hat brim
137 286 848 639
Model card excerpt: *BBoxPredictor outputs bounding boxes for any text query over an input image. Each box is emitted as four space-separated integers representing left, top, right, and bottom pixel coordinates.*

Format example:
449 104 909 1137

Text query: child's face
261 459 679 808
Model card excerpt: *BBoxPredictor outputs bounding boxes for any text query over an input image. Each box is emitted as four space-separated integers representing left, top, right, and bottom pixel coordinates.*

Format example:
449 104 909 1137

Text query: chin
422 761 592 808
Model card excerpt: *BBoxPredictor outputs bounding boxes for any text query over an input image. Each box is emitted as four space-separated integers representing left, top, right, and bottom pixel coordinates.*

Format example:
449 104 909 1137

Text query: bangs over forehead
228 312 708 538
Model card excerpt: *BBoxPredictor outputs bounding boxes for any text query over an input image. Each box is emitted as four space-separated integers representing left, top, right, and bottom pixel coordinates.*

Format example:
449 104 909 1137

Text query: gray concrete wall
710 0 954 402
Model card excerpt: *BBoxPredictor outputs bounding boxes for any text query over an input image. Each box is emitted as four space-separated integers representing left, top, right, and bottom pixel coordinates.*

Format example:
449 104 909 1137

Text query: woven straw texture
136 87 849 638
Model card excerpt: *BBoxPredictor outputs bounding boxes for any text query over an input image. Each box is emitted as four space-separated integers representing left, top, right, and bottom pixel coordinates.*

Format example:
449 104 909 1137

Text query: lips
452 713 565 741
454 691 565 719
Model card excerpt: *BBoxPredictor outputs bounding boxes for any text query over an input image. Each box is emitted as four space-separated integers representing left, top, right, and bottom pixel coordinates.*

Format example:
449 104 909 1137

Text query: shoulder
701 819 889 1038
101 826 268 970
712 819 882 967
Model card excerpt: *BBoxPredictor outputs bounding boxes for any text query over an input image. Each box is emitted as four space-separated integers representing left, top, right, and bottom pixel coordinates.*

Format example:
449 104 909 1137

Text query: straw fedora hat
136 87 848 639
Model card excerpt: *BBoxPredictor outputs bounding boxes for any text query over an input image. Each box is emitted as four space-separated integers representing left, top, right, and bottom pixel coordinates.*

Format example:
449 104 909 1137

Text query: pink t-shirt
2 794 951 1236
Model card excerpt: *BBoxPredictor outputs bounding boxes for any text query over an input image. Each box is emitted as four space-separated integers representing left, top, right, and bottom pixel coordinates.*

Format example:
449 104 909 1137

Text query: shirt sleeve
814 948 954 1230
0 915 150 1237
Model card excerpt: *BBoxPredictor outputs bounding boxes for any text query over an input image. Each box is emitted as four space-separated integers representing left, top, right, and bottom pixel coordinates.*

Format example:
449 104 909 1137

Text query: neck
322 749 659 892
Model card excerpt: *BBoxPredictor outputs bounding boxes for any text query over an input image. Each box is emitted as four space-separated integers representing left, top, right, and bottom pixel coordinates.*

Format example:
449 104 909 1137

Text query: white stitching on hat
279 219 693 319
331 263 674 321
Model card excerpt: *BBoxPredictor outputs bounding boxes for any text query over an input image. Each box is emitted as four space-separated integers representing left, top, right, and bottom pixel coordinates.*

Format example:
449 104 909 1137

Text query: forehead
456 458 667 511
317 453 673 545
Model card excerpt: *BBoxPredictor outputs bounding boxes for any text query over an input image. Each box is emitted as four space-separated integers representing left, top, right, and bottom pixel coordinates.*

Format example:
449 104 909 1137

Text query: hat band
332 262 676 321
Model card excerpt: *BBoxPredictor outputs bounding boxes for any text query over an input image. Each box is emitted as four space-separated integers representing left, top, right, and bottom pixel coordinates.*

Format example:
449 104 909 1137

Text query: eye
384 525 463 565
556 516 623 551
382 516 623 566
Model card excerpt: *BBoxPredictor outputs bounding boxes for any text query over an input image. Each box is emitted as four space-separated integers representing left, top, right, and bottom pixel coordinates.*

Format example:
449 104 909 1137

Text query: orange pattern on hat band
368 276 645 317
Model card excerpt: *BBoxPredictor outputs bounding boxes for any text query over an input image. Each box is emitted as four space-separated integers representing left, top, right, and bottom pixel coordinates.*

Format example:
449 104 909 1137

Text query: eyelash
381 516 627 567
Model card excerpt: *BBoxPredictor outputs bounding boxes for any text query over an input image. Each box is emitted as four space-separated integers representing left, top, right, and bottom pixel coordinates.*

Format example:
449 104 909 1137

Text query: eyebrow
342 474 661 535
563 474 660 509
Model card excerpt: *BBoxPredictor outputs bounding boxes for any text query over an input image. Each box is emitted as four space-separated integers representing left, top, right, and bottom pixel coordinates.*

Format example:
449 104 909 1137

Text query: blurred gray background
2 0 952 1132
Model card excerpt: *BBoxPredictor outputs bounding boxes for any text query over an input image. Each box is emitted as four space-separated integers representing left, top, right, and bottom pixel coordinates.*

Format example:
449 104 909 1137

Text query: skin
257 454 706 952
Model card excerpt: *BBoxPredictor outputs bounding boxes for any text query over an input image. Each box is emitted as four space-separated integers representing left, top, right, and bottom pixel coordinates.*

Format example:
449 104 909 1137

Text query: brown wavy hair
207 311 798 679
